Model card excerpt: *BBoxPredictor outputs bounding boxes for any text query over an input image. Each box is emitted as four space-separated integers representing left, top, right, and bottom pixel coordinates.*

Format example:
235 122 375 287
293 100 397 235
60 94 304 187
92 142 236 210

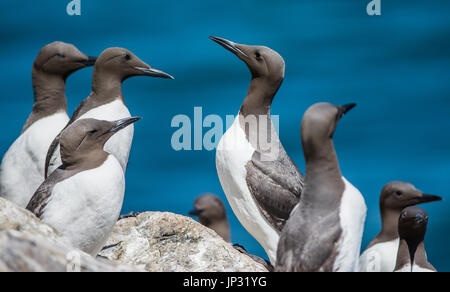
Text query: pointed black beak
209 36 249 59
135 67 175 79
80 56 97 67
108 117 142 133
340 103 357 115
416 194 443 204
189 208 204 217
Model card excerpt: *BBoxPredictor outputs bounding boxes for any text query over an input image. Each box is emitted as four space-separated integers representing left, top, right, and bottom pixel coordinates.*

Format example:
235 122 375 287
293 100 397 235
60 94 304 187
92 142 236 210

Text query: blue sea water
0 0 449 271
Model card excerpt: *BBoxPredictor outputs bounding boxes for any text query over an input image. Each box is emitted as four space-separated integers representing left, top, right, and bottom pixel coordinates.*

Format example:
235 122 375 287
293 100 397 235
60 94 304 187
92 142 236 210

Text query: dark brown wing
276 176 346 272
27 168 67 218
44 133 62 178
245 148 304 232
276 206 342 272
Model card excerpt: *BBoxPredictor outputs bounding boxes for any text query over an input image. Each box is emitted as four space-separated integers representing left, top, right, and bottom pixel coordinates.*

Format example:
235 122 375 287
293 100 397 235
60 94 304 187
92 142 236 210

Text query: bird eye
255 52 262 61
57 54 65 59
395 191 403 197
124 54 131 61
88 130 97 134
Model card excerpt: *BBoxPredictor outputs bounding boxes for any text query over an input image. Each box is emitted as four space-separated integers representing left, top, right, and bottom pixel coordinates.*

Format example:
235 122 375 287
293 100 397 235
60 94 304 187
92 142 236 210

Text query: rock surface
99 212 268 272
0 230 140 272
0 197 139 272
0 196 70 246
0 198 267 272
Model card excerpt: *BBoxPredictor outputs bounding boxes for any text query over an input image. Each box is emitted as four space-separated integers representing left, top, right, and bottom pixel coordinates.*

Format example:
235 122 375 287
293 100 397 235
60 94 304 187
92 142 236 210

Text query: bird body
0 112 68 207
277 103 366 272
211 36 303 264
0 41 95 207
393 207 437 272
395 264 435 273
359 182 442 272
359 238 400 272
334 177 367 271
41 155 124 255
28 117 141 256
189 193 231 243
216 116 280 262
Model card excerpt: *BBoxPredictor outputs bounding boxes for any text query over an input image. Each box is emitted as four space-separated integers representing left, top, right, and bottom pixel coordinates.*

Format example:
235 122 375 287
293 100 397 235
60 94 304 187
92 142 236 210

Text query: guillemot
359 182 442 272
189 194 231 242
276 102 367 272
394 206 437 272
210 36 304 264
45 47 174 178
189 193 274 271
0 41 96 207
27 117 141 256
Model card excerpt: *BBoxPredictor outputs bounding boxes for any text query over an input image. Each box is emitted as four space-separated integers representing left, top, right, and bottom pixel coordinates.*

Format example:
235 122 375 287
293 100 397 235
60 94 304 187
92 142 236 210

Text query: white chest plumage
47 99 133 175
395 264 436 273
333 177 367 272
78 99 133 171
359 238 400 272
216 116 279 264
0 112 69 207
41 155 125 256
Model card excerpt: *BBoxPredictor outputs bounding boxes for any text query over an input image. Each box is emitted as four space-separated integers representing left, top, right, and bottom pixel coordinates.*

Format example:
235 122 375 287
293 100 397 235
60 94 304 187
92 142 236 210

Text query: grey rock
0 196 71 246
99 212 269 272
0 197 140 272
0 230 140 272
0 198 267 272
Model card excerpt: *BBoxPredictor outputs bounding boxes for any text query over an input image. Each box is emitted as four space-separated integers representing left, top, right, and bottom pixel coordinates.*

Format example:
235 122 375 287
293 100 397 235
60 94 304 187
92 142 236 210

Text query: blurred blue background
0 0 449 271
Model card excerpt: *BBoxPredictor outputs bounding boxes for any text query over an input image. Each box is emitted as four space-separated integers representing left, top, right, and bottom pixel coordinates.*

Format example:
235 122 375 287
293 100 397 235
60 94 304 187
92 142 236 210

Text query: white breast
359 238 400 272
216 116 279 264
47 99 133 175
42 155 125 256
395 264 436 273
333 177 367 272
0 112 69 207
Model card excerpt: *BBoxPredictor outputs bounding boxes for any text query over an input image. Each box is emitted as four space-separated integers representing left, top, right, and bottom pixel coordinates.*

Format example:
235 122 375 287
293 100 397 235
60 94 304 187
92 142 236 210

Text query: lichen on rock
99 212 268 272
